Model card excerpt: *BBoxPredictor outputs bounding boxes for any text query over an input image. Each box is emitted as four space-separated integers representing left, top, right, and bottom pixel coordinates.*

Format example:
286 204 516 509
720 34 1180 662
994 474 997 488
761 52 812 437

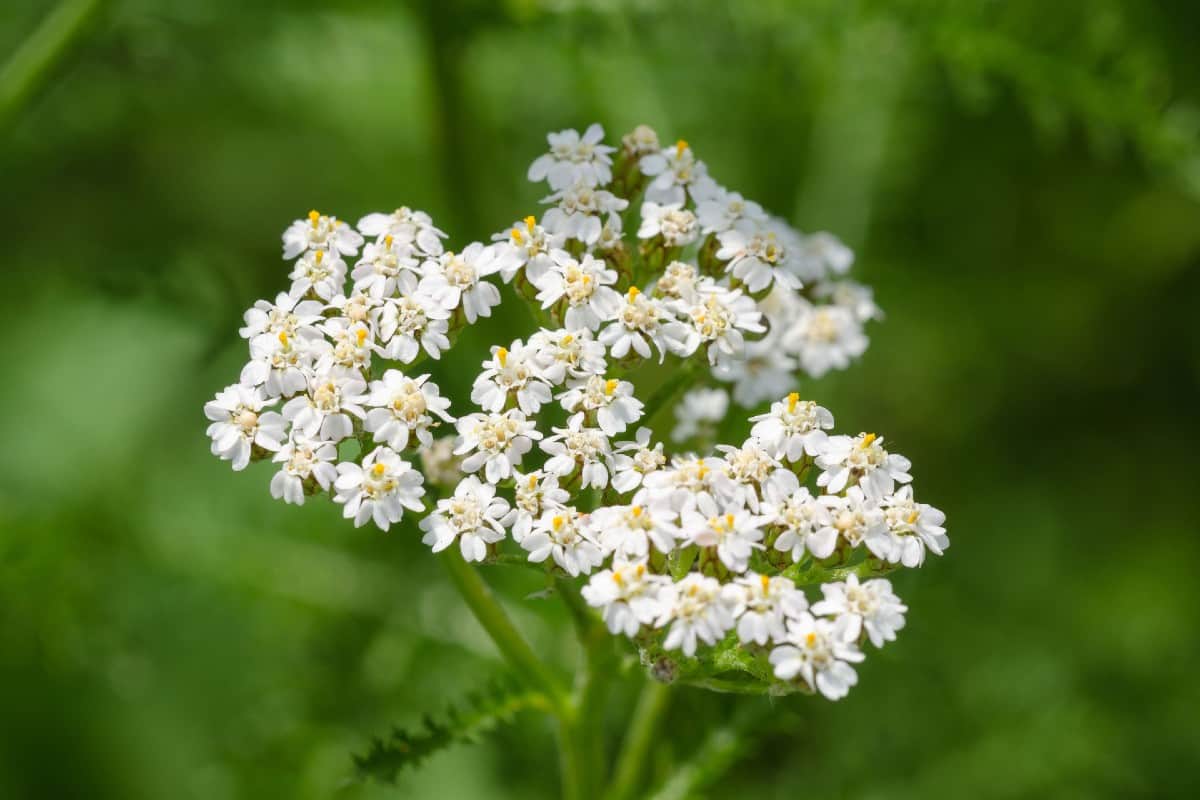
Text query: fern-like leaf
352 678 550 784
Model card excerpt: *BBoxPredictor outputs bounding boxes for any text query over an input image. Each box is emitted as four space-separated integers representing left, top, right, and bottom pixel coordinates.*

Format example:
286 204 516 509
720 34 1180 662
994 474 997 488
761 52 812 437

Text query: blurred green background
3 0 1199 797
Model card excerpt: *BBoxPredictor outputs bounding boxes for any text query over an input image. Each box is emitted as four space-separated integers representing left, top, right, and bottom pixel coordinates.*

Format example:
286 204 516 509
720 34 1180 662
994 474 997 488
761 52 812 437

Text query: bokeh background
3 0 1199 797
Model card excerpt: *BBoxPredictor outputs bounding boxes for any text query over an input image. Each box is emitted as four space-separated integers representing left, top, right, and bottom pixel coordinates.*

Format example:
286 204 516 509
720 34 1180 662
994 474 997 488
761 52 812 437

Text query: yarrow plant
205 123 948 798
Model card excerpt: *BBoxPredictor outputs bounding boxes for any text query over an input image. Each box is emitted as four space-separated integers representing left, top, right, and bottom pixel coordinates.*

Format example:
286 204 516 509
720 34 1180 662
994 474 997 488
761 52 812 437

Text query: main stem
440 549 569 713
604 680 671 800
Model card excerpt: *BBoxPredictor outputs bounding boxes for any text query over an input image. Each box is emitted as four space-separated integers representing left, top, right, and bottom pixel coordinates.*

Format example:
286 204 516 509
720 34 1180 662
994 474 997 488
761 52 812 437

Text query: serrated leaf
352 678 549 783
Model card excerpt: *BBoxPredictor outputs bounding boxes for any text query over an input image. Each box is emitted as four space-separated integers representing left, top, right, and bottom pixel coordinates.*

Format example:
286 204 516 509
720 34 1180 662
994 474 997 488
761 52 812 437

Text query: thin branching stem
603 679 671 800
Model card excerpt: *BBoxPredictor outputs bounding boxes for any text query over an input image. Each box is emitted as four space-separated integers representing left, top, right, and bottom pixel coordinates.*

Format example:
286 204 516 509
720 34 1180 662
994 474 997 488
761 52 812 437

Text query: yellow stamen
496 346 508 367
635 564 645 577
675 139 688 157
561 334 574 346
761 574 770 593
384 234 393 248
308 210 320 228
524 215 536 232
552 515 565 531
605 379 619 396
356 328 368 346
787 392 799 413
627 286 640 302
527 474 538 490
511 227 523 244
906 510 919 524
724 513 735 529
631 505 643 518
612 572 624 586
314 250 324 264
278 331 289 347
860 433 877 449
697 464 708 479
372 462 386 476
805 632 817 647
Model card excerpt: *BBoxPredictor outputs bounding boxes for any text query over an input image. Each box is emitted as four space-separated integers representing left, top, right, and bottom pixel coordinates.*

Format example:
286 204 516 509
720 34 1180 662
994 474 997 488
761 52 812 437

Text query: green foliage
353 679 550 784
1 0 1198 798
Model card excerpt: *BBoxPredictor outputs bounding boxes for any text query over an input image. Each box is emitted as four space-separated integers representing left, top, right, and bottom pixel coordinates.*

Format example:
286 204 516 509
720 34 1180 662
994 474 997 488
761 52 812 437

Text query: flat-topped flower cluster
204 123 946 700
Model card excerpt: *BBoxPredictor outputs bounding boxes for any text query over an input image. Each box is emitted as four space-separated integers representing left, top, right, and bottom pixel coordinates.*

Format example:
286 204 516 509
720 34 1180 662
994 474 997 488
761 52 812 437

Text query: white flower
269 434 338 505
715 222 799 293
281 369 367 442
534 252 622 331
763 474 838 561
785 302 868 378
239 292 325 341
696 186 766 234
288 248 347 301
204 384 285 471
676 283 765 367
316 317 374 373
333 446 425 531
540 415 612 489
581 560 666 637
529 327 607 385
790 231 853 282
815 279 882 323
557 375 643 437
494 215 564 284
351 234 421 298
655 574 740 657
610 427 666 493
816 432 912 498
376 291 452 363
641 454 735 512
511 469 569 543
822 486 893 560
670 387 728 443
749 392 835 462
241 329 326 399
621 124 660 155
734 574 808 645
541 182 628 245
654 261 700 302
769 613 864 700
714 440 780 511
812 574 907 648
527 123 616 190
454 409 541 484
471 341 553 414
880 486 948 566
599 286 692 362
419 475 511 561
639 139 707 205
522 507 604 576
638 201 699 247
363 370 453 450
421 243 511 323
680 494 768 573
357 207 446 256
282 210 364 260
712 335 797 408
591 499 679 559
419 435 462 487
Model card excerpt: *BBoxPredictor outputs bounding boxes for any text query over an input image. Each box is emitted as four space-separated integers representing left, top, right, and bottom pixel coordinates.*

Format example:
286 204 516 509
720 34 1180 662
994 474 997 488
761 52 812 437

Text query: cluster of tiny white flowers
205 124 945 701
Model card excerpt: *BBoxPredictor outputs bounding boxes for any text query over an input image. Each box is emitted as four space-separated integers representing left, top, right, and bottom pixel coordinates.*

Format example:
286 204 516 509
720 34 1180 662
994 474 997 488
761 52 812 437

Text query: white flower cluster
205 124 946 701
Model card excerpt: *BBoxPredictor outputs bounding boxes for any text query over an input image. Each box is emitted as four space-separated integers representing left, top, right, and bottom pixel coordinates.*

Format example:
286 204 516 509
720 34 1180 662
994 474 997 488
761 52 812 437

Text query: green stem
645 702 770 800
603 680 670 800
440 549 569 715
557 577 615 800
0 0 107 130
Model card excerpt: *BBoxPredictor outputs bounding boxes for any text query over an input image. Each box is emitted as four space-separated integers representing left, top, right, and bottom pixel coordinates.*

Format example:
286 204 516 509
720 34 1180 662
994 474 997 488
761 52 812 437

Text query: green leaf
352 678 550 784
